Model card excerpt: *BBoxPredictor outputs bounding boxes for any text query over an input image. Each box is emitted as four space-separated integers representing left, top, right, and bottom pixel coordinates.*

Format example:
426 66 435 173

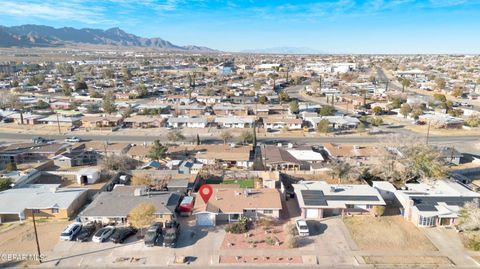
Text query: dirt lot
363 256 452 265
222 220 291 250
343 216 437 251
0 220 68 255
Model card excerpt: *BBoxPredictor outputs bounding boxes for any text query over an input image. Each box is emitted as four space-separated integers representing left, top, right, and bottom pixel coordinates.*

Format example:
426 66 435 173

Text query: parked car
296 219 310 236
1 118 13 123
109 227 137 244
65 136 81 142
92 226 115 243
144 222 163 247
32 136 47 144
163 220 180 247
60 222 82 241
76 224 96 242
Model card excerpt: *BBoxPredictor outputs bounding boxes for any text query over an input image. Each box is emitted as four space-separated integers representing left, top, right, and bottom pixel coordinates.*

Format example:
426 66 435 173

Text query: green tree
122 104 134 118
147 140 167 160
372 106 383 115
74 81 88 91
289 100 299 114
465 115 480 127
86 103 100 113
401 78 411 92
369 116 384 126
433 93 447 103
278 91 289 103
103 68 114 79
316 119 330 134
390 97 403 109
0 177 12 191
102 91 116 114
62 82 71 96
258 95 267 104
28 74 45 86
319 105 335 116
451 86 464 98
400 103 412 118
122 67 132 80
135 83 148 98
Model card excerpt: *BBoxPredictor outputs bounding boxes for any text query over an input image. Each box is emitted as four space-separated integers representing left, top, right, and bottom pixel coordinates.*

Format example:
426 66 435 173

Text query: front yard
343 215 437 251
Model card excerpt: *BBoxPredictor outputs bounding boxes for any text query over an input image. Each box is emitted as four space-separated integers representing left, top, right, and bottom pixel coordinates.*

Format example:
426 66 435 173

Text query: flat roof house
393 180 480 227
293 181 386 219
193 185 282 226
0 184 88 223
79 186 181 224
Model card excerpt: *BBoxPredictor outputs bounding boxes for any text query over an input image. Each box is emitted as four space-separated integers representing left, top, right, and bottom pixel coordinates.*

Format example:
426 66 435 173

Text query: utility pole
426 120 431 145
31 211 42 263
56 113 61 134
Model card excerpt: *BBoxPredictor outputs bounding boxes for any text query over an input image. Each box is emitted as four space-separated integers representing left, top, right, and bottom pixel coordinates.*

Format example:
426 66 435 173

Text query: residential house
392 180 480 227
261 145 302 171
214 116 255 128
37 115 82 127
167 117 208 128
123 115 164 128
79 186 181 224
293 181 386 219
81 115 123 129
213 104 249 116
193 186 282 226
323 143 385 164
263 117 302 130
0 143 69 169
0 184 88 222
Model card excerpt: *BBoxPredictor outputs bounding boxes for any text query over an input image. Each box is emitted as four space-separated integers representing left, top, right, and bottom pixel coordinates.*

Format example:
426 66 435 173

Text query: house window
366 205 373 209
52 208 59 214
418 216 435 226
346 204 354 209
263 210 273 214
31 209 40 214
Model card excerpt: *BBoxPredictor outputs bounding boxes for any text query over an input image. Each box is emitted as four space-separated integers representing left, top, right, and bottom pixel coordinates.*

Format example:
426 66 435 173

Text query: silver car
92 226 115 243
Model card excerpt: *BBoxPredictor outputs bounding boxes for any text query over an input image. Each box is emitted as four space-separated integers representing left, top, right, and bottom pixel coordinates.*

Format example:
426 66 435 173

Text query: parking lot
39 222 225 267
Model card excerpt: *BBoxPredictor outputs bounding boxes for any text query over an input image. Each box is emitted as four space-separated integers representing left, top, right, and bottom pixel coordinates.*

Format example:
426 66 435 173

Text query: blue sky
1 0 480 53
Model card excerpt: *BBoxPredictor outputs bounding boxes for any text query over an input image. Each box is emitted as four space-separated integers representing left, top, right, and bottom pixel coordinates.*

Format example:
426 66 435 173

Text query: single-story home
293 181 386 219
0 184 88 222
193 185 282 226
79 186 181 224
392 180 480 227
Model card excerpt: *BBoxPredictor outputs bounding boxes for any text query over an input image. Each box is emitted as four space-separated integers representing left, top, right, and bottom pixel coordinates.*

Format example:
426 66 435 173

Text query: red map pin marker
199 184 213 203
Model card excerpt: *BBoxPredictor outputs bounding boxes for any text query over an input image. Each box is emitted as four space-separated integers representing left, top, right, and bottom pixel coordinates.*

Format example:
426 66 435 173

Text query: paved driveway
39 224 225 267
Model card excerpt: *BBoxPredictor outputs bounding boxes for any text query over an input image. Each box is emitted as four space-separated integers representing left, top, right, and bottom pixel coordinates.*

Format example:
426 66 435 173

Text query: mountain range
0 24 215 51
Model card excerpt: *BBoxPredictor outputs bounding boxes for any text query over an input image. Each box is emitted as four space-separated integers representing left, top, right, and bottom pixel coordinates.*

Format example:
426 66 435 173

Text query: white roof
287 149 324 162
293 181 385 209
0 184 87 214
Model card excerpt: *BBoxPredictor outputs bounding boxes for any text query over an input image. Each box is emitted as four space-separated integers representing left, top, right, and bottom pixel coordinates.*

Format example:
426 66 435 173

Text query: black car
76 224 96 242
109 227 137 244
163 221 180 248
144 222 163 247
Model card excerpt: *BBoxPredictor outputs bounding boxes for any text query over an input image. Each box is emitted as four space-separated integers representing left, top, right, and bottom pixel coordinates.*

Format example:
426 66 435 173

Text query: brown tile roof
262 146 301 165
323 143 385 158
168 145 252 161
126 145 152 158
193 186 282 214
73 142 130 154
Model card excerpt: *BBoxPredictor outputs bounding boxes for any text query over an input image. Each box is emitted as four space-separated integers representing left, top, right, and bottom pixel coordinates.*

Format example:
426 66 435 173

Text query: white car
60 222 82 241
65 136 81 142
92 226 115 243
296 219 310 236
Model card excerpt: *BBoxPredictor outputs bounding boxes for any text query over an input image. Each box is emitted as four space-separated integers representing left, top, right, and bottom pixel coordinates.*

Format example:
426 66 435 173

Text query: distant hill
0 24 216 51
241 46 324 54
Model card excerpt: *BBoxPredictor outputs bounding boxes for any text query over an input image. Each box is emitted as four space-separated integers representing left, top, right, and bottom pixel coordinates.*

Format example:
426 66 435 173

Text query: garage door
305 209 318 218
196 213 215 226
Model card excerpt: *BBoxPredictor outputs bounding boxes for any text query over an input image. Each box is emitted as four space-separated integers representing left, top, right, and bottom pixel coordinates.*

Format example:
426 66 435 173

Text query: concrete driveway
38 223 225 267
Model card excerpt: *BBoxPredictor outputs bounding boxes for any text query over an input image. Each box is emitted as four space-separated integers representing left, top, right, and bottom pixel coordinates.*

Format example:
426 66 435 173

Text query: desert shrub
225 216 249 234
285 223 298 237
258 217 273 228
373 206 386 217
285 235 299 249
265 236 276 246
466 239 480 251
